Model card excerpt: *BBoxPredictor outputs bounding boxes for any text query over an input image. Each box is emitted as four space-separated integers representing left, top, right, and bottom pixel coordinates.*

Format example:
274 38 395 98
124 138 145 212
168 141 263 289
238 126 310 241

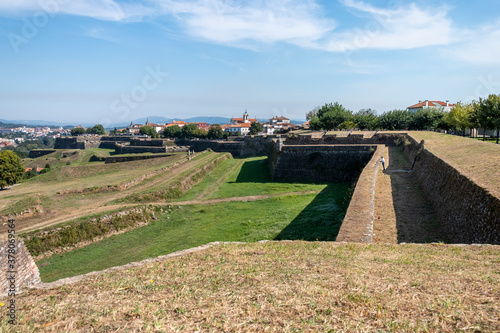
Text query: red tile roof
407 100 455 109
231 118 258 123
229 123 252 128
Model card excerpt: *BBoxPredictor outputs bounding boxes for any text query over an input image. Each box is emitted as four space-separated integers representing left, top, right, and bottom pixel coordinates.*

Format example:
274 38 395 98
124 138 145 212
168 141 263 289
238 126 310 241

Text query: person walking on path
380 156 386 171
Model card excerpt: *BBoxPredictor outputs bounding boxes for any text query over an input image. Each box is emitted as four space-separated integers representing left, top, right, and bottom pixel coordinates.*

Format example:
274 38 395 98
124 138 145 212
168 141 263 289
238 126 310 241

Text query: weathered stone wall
100 136 132 142
403 137 500 244
336 145 384 242
98 141 120 149
271 145 376 183
54 136 101 149
105 153 174 164
129 139 166 147
28 149 56 158
287 132 407 145
178 136 275 157
176 140 243 156
0 238 40 295
54 137 83 149
117 146 167 154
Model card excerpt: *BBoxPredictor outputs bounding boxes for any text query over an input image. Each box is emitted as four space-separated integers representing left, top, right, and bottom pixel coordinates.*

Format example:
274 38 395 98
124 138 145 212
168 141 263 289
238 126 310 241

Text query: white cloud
1 0 498 67
442 21 500 66
321 0 458 52
156 0 335 48
0 0 152 22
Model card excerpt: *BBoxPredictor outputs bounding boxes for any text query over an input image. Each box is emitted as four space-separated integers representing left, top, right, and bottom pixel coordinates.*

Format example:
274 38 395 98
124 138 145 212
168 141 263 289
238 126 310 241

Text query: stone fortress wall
0 239 40 296
270 145 376 183
403 137 500 244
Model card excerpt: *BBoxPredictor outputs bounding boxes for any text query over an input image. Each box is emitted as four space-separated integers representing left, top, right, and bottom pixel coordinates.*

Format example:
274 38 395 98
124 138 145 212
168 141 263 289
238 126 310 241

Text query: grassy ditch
117 153 231 203
22 206 160 256
37 183 352 282
188 156 332 199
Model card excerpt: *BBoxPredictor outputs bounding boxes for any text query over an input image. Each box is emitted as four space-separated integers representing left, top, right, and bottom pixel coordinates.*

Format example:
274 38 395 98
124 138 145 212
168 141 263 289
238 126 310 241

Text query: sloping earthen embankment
404 136 500 244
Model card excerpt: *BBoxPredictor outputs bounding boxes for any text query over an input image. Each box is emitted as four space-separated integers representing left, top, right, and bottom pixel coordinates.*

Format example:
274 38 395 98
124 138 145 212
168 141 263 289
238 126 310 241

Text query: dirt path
5 190 321 238
373 146 446 243
195 159 244 200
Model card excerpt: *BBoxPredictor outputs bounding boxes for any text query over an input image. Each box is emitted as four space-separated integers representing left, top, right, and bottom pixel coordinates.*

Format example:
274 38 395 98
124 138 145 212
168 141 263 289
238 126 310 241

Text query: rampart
178 136 275 157
116 145 168 154
105 153 174 164
54 136 101 149
336 145 384 242
0 239 40 296
287 132 407 145
270 145 376 183
100 136 132 142
403 137 500 244
28 149 56 158
129 139 167 147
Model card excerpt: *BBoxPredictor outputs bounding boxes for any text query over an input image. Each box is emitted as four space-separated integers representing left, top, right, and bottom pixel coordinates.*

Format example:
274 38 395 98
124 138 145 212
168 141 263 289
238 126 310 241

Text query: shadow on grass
234 158 272 183
274 183 353 241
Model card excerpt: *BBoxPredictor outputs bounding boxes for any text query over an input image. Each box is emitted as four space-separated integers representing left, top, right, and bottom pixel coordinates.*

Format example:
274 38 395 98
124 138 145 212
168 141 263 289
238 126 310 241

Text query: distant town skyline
1 0 500 125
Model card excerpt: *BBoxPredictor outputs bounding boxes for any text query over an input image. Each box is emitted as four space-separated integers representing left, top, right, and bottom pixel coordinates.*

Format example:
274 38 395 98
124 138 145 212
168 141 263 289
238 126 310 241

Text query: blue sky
1 0 500 124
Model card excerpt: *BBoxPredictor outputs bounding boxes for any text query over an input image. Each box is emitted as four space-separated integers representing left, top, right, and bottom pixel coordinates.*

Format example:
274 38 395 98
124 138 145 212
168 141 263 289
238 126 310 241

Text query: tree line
70 124 106 136
307 94 500 143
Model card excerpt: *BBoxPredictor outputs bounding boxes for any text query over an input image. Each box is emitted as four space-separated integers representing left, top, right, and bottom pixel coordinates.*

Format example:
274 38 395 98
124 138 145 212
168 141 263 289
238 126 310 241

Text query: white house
226 123 251 135
407 100 455 113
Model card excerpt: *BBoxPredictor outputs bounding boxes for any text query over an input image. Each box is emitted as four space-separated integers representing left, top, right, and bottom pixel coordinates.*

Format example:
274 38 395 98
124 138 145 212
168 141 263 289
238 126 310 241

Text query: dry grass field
1 241 499 332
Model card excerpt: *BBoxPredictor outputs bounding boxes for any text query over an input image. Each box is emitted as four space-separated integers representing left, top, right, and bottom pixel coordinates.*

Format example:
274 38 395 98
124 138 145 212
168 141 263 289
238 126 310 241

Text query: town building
407 100 455 113
230 110 257 125
125 122 143 134
226 123 252 135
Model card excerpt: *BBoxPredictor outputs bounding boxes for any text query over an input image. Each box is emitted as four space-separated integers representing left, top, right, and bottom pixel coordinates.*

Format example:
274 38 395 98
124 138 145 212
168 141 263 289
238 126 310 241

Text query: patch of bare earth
2 242 498 332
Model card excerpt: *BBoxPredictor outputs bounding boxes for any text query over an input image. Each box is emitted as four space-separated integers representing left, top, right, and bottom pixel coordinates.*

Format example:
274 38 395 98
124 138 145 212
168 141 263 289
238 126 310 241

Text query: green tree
192 129 208 139
378 110 412 130
249 122 263 135
0 150 24 189
339 120 357 130
478 94 500 143
354 109 379 130
180 124 198 139
88 124 106 135
139 125 159 138
42 136 55 147
71 127 86 136
163 125 181 138
309 102 352 130
207 124 224 140
409 108 445 131
444 103 472 135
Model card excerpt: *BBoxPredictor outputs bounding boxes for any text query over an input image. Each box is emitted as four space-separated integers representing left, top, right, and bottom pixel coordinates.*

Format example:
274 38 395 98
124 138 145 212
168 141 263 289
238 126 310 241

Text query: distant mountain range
0 116 305 130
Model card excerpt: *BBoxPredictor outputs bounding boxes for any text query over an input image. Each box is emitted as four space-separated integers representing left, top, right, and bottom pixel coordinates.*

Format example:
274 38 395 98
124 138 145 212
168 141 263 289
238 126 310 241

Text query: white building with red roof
226 123 252 135
231 110 257 125
407 100 455 113
269 116 290 125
